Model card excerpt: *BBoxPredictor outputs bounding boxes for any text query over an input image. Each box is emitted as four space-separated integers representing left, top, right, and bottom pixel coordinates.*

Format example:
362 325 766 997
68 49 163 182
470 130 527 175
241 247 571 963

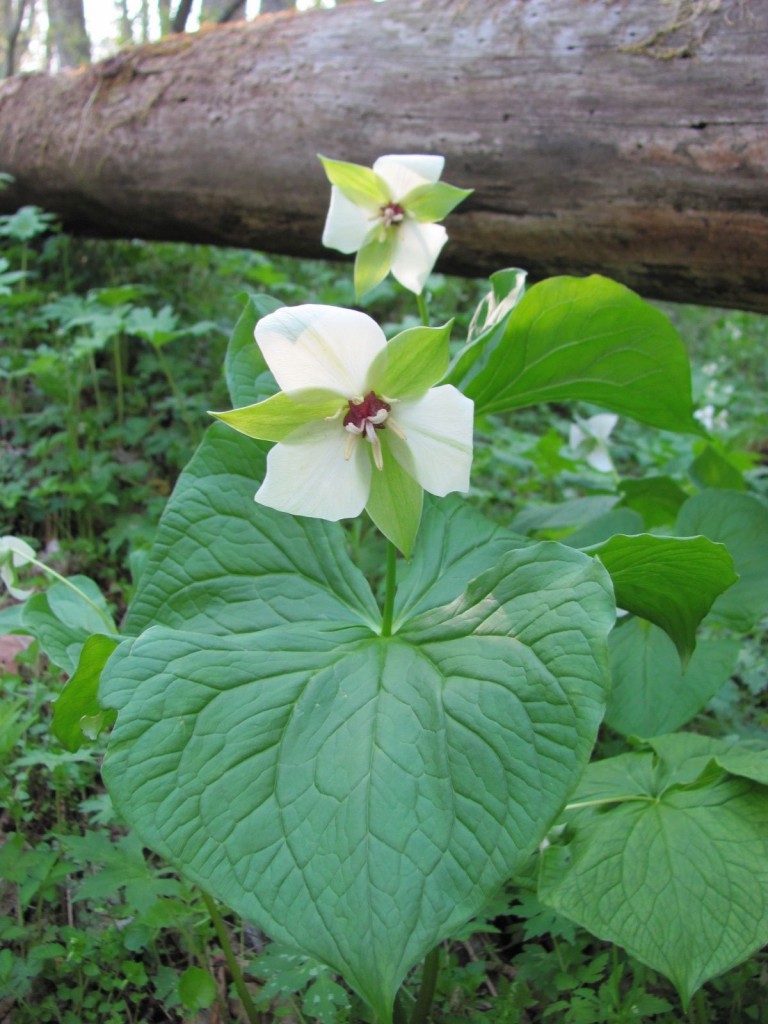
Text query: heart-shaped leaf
539 735 768 1007
102 543 613 1022
456 275 702 434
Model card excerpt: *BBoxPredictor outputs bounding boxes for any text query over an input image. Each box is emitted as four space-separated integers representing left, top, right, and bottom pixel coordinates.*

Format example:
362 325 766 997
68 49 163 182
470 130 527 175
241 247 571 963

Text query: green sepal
53 634 119 751
401 181 473 222
367 321 453 400
354 230 393 298
365 438 423 557
211 390 343 443
319 155 390 208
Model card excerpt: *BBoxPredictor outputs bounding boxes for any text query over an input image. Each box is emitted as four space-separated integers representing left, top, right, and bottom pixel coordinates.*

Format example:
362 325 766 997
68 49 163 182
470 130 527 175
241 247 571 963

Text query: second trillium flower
212 304 473 556
320 154 472 298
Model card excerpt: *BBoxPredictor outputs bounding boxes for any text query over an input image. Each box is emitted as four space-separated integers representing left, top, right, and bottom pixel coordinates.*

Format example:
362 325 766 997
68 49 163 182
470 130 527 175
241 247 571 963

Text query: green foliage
2 196 768 1024
539 734 768 1007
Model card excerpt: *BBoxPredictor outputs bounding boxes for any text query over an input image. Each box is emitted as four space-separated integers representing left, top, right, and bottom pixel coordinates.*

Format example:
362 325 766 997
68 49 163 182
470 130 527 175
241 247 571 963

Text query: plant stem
416 291 430 326
21 555 114 631
409 946 440 1024
393 994 408 1024
564 794 655 812
112 336 125 427
156 345 199 441
381 541 398 637
201 890 261 1024
693 989 709 1024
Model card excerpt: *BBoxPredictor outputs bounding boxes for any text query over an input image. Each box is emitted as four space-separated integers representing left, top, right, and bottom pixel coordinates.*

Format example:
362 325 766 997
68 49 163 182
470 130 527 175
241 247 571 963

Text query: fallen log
0 0 766 311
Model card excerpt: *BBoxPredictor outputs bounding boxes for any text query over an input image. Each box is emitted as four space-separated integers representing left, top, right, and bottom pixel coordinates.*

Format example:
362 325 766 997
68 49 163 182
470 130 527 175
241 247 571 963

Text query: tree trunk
0 0 766 311
170 0 193 34
201 0 247 23
3 0 33 77
45 0 89 69
156 0 171 36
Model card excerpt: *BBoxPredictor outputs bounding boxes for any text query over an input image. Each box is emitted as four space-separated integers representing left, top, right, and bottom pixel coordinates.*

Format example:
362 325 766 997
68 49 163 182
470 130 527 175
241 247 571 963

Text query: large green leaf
605 618 739 737
123 424 380 637
102 543 613 1023
539 735 768 1006
675 490 768 631
585 534 737 666
456 275 702 433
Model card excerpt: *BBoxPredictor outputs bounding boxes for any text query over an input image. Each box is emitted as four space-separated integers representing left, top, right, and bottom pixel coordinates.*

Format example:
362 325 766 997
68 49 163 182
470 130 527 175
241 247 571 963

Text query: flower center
380 202 405 228
343 391 391 470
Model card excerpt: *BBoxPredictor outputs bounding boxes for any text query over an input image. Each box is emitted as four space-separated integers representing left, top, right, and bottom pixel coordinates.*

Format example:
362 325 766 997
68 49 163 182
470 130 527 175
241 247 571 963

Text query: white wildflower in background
569 413 618 473
0 535 37 600
319 154 472 298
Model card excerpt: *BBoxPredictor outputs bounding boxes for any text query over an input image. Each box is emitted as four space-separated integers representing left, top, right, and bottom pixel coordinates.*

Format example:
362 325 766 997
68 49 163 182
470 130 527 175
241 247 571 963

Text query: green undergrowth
1 204 767 1022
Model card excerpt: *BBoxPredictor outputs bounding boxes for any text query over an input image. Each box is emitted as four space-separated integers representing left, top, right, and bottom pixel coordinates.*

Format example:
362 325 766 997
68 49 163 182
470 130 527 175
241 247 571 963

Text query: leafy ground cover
1 207 767 1022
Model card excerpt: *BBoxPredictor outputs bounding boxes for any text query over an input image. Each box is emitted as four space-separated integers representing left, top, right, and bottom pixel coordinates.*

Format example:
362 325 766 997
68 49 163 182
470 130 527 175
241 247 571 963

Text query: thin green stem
564 794 655 812
693 989 709 1024
156 345 199 441
112 336 125 427
416 291 430 326
20 556 113 631
380 541 398 637
393 994 408 1024
201 890 261 1024
409 946 440 1024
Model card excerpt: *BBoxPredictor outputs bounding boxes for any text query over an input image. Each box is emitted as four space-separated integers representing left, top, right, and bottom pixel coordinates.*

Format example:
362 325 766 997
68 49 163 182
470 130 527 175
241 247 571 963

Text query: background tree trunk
170 0 193 34
201 0 247 23
0 0 766 311
2 0 34 77
45 0 89 69
156 0 171 36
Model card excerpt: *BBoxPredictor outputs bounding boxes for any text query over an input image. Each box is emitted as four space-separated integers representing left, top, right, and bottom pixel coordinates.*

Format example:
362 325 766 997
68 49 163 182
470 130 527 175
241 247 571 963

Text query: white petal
322 186 376 254
386 385 473 496
255 420 371 520
373 155 445 199
569 423 587 450
255 305 386 397
586 445 614 473
390 220 447 294
585 413 619 440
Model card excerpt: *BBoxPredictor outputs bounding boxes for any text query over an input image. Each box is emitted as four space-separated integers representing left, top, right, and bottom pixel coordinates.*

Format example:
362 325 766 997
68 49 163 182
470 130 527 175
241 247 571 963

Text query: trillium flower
569 413 619 473
212 304 474 556
319 154 472 298
0 535 37 600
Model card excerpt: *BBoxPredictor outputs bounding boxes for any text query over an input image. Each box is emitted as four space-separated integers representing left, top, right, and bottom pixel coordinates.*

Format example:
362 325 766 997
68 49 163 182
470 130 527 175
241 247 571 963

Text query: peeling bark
0 0 766 311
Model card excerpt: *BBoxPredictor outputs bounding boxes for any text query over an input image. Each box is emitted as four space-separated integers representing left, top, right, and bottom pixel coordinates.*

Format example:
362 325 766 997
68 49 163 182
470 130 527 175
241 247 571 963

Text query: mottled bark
0 0 766 311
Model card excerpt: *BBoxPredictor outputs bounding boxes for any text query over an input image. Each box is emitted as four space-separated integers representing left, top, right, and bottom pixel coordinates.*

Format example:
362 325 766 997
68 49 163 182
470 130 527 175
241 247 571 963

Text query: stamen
343 390 392 471
386 416 407 441
344 432 358 461
369 431 384 471
381 202 405 228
